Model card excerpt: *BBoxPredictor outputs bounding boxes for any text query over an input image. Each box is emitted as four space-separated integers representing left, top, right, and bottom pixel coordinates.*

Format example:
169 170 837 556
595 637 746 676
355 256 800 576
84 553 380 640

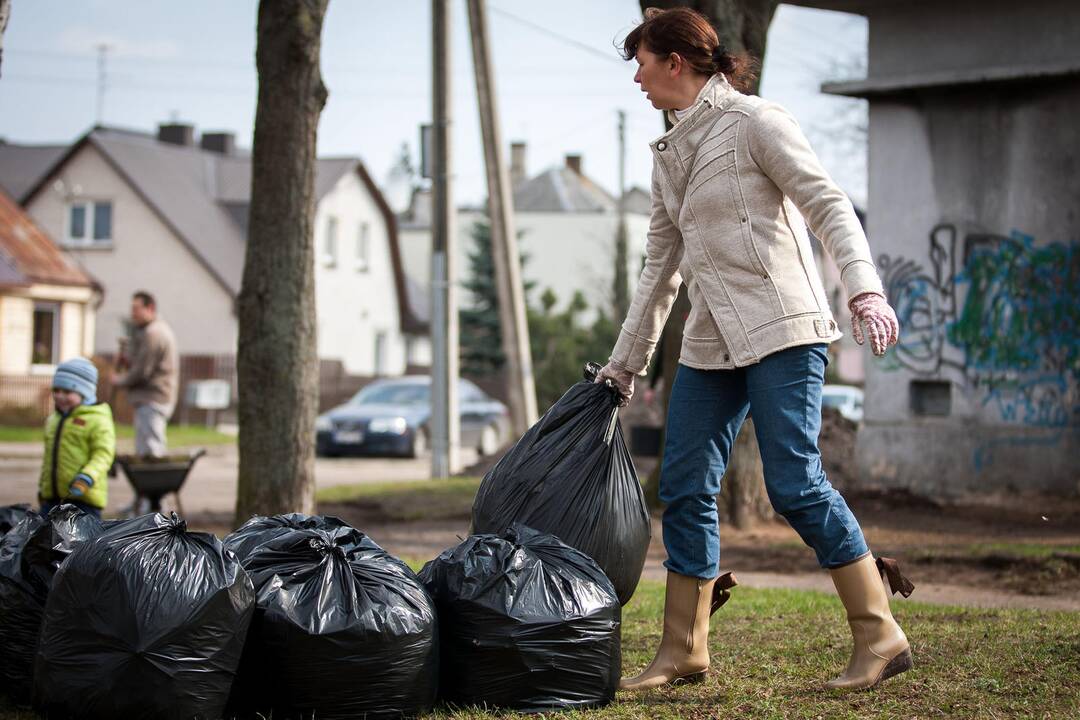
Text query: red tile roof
0 188 93 288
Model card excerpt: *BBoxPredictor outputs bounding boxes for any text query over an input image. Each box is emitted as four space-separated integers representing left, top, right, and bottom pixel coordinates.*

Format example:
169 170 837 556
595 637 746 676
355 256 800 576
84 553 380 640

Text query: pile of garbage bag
225 515 438 720
0 505 105 702
33 512 254 720
420 523 621 712
0 504 33 536
471 364 651 605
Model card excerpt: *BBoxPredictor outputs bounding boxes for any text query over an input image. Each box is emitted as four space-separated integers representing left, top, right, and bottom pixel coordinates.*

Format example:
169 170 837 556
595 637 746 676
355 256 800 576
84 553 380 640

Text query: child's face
52 388 83 414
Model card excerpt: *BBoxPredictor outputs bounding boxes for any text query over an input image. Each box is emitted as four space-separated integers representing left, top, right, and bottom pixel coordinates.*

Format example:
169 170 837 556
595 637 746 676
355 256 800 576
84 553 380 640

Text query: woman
596 7 911 693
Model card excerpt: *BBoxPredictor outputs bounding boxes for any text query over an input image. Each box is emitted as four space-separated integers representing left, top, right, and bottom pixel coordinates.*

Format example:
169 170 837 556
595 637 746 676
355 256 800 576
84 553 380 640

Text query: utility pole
466 0 538 434
95 44 111 126
614 109 629 322
430 0 461 477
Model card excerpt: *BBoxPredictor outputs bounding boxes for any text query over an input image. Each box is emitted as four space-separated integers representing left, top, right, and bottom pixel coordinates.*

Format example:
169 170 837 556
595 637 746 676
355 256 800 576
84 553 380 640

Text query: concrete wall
25 144 238 356
313 170 410 376
866 0 1080 78
857 27 1080 495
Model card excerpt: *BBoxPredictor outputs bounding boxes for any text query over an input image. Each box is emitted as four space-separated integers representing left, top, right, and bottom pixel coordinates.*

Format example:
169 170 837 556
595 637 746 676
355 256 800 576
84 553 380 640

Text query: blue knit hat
52 358 98 405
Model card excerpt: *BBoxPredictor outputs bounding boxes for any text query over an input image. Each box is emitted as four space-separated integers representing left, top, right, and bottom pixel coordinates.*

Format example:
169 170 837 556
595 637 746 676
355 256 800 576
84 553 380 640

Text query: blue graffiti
877 226 1080 472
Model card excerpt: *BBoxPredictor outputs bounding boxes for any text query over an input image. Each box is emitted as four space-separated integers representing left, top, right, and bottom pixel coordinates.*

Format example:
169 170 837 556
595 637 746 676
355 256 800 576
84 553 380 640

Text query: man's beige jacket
611 73 885 374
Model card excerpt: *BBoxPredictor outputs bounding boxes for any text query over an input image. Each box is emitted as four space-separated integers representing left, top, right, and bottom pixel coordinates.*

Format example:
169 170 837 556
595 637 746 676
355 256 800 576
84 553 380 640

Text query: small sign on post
184 379 231 428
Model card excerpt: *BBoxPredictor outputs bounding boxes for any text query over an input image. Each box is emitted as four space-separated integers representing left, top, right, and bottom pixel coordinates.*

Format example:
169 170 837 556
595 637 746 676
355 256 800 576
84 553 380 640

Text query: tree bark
639 0 779 528
0 0 11 78
235 0 329 524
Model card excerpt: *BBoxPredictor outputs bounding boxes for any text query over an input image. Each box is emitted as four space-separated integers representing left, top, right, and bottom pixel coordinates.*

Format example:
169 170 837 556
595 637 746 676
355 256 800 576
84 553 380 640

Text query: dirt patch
313 486 1080 603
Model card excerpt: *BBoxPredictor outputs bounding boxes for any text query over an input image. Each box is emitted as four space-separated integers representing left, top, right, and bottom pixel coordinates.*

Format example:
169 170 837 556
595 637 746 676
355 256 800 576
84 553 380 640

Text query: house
0 124 430 381
397 144 651 324
790 0 1080 495
0 186 98 417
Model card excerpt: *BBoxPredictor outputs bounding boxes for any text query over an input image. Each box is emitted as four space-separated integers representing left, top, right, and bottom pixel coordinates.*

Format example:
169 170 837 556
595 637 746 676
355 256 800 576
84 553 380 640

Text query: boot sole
875 648 913 687
670 671 707 686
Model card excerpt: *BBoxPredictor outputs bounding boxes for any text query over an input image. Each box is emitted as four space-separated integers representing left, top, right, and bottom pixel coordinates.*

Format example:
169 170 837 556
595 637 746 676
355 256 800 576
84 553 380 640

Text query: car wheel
409 428 429 459
478 423 501 457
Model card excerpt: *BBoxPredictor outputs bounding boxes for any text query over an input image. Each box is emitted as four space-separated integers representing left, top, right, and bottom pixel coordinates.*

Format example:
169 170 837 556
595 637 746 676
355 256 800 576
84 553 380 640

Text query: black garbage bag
0 504 34 536
33 512 254 720
224 511 351 563
227 521 438 720
419 524 621 712
471 363 651 605
0 505 105 703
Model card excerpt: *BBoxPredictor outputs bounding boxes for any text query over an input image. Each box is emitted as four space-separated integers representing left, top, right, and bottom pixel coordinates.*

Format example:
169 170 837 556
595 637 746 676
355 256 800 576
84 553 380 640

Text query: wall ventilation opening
910 380 952 416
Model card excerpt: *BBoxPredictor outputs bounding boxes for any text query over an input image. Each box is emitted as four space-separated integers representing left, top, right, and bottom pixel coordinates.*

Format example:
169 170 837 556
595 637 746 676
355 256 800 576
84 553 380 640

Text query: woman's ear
668 52 684 77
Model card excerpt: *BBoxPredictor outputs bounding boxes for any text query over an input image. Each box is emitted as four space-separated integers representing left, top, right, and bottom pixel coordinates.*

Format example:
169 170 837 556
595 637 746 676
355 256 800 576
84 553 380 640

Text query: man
112 291 179 457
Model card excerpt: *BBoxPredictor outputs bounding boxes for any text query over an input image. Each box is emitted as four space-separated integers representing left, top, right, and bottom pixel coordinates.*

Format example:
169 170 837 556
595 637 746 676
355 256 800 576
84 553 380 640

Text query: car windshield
353 383 430 406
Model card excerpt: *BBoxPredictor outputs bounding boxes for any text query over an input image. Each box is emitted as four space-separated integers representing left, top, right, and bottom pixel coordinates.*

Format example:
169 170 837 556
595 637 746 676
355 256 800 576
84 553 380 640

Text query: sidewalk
0 440 477 523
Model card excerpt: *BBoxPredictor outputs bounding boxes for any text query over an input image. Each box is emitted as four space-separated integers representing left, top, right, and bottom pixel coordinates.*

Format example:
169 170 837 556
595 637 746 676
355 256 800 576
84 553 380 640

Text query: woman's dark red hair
621 7 759 93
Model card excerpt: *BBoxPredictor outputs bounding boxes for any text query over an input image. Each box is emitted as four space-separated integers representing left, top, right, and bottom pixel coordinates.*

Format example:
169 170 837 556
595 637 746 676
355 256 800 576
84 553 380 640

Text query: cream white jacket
611 74 884 373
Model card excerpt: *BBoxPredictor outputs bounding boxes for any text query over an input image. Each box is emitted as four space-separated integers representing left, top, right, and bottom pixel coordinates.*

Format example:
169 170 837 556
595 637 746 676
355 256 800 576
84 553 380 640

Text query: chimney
510 141 526 184
200 132 236 155
157 123 195 147
565 153 582 175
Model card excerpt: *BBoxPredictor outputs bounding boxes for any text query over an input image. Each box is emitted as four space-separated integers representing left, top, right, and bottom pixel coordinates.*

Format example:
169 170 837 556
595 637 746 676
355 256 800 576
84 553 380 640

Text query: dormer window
67 201 112 245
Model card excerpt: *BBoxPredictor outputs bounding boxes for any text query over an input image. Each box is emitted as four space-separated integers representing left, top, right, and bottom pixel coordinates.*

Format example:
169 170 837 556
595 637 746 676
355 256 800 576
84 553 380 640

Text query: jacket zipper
50 413 69 500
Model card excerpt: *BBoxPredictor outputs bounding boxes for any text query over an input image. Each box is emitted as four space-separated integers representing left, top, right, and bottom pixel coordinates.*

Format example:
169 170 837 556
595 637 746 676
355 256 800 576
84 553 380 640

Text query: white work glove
594 360 636 407
848 291 900 357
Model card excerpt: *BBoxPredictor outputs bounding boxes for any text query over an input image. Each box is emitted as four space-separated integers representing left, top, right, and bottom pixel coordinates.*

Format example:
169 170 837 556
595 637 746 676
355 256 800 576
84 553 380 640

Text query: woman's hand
848 292 900 357
594 360 636 407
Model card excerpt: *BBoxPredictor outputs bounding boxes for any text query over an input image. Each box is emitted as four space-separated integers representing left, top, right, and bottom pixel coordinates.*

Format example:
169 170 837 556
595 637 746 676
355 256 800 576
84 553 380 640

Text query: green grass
0 424 235 446
915 544 1080 561
3 582 1076 719
317 476 482 522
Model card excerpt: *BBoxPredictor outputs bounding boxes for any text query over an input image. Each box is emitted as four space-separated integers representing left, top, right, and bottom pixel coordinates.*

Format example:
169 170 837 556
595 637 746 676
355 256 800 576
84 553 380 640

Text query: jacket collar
654 73 739 145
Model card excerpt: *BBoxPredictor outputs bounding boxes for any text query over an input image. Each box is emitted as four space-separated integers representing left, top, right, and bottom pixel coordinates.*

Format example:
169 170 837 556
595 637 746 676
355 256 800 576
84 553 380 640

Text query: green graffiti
947 233 1080 380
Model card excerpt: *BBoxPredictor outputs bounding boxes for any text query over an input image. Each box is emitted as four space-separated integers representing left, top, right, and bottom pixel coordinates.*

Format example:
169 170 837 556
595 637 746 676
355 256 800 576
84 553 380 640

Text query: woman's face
634 45 678 110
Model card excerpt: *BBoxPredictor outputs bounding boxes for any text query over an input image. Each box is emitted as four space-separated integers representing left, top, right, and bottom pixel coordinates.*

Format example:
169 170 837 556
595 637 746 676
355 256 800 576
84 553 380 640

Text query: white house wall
0 295 33 374
25 144 237 356
314 170 407 376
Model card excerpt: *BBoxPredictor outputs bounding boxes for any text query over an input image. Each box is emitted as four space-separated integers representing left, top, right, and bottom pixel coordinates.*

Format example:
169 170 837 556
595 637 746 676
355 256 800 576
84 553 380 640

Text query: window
31 303 60 366
323 216 339 266
356 222 370 271
67 201 112 245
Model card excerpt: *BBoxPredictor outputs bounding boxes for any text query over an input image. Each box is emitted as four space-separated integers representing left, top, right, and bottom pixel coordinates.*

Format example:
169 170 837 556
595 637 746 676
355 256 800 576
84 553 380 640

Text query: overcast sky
0 1 868 207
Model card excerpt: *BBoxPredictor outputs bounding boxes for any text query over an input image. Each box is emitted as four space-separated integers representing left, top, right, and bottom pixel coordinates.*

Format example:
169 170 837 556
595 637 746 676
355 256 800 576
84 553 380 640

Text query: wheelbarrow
116 449 206 515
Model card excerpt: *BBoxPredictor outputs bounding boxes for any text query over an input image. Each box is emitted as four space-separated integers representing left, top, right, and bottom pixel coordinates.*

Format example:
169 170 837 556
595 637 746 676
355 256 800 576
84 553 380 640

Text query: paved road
0 440 479 522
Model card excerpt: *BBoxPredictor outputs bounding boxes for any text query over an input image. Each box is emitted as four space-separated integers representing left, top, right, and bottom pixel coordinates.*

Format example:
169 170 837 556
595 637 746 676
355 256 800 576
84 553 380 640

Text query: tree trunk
639 0 779 528
0 0 11 78
235 0 329 524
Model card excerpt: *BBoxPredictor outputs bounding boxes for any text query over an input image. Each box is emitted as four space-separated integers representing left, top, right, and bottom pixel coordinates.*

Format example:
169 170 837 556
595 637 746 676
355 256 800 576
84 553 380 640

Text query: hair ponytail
622 7 760 93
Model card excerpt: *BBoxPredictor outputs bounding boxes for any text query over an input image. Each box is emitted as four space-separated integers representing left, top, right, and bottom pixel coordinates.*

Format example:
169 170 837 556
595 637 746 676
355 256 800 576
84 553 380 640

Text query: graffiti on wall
876 225 1079 469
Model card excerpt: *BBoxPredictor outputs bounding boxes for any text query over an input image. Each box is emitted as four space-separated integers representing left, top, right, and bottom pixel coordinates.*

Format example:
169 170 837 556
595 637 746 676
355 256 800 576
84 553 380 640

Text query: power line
487 4 625 66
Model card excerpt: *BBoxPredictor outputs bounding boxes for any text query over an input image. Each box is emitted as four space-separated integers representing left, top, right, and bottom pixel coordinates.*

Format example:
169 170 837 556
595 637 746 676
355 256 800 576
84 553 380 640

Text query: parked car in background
316 376 509 458
821 384 864 423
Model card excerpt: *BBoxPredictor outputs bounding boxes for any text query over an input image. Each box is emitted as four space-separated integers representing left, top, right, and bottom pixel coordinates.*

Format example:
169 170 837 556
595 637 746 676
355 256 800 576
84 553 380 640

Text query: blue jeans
659 344 869 578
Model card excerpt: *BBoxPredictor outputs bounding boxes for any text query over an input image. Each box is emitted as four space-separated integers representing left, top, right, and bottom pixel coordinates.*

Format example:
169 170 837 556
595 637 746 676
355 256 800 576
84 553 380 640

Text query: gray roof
512 167 616 213
0 143 67 200
8 127 364 298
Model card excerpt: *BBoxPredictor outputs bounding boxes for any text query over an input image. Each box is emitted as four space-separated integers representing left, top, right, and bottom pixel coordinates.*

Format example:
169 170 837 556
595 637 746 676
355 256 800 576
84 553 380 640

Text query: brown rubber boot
620 570 737 692
826 555 913 691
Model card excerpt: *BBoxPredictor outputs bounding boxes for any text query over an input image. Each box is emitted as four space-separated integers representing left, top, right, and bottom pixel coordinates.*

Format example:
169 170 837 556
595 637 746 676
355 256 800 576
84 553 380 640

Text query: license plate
333 430 364 444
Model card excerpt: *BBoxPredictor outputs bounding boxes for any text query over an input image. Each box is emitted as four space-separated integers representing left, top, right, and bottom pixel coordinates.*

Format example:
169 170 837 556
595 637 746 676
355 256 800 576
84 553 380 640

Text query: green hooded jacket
38 403 115 510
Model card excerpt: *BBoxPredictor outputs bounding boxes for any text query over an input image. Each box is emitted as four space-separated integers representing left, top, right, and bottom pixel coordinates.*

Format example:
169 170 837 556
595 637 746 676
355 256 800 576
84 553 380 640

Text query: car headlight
315 416 334 432
368 417 409 434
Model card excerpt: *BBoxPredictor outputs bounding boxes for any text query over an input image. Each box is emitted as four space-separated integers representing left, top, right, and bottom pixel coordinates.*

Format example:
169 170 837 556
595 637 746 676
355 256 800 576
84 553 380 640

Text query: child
38 358 115 519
